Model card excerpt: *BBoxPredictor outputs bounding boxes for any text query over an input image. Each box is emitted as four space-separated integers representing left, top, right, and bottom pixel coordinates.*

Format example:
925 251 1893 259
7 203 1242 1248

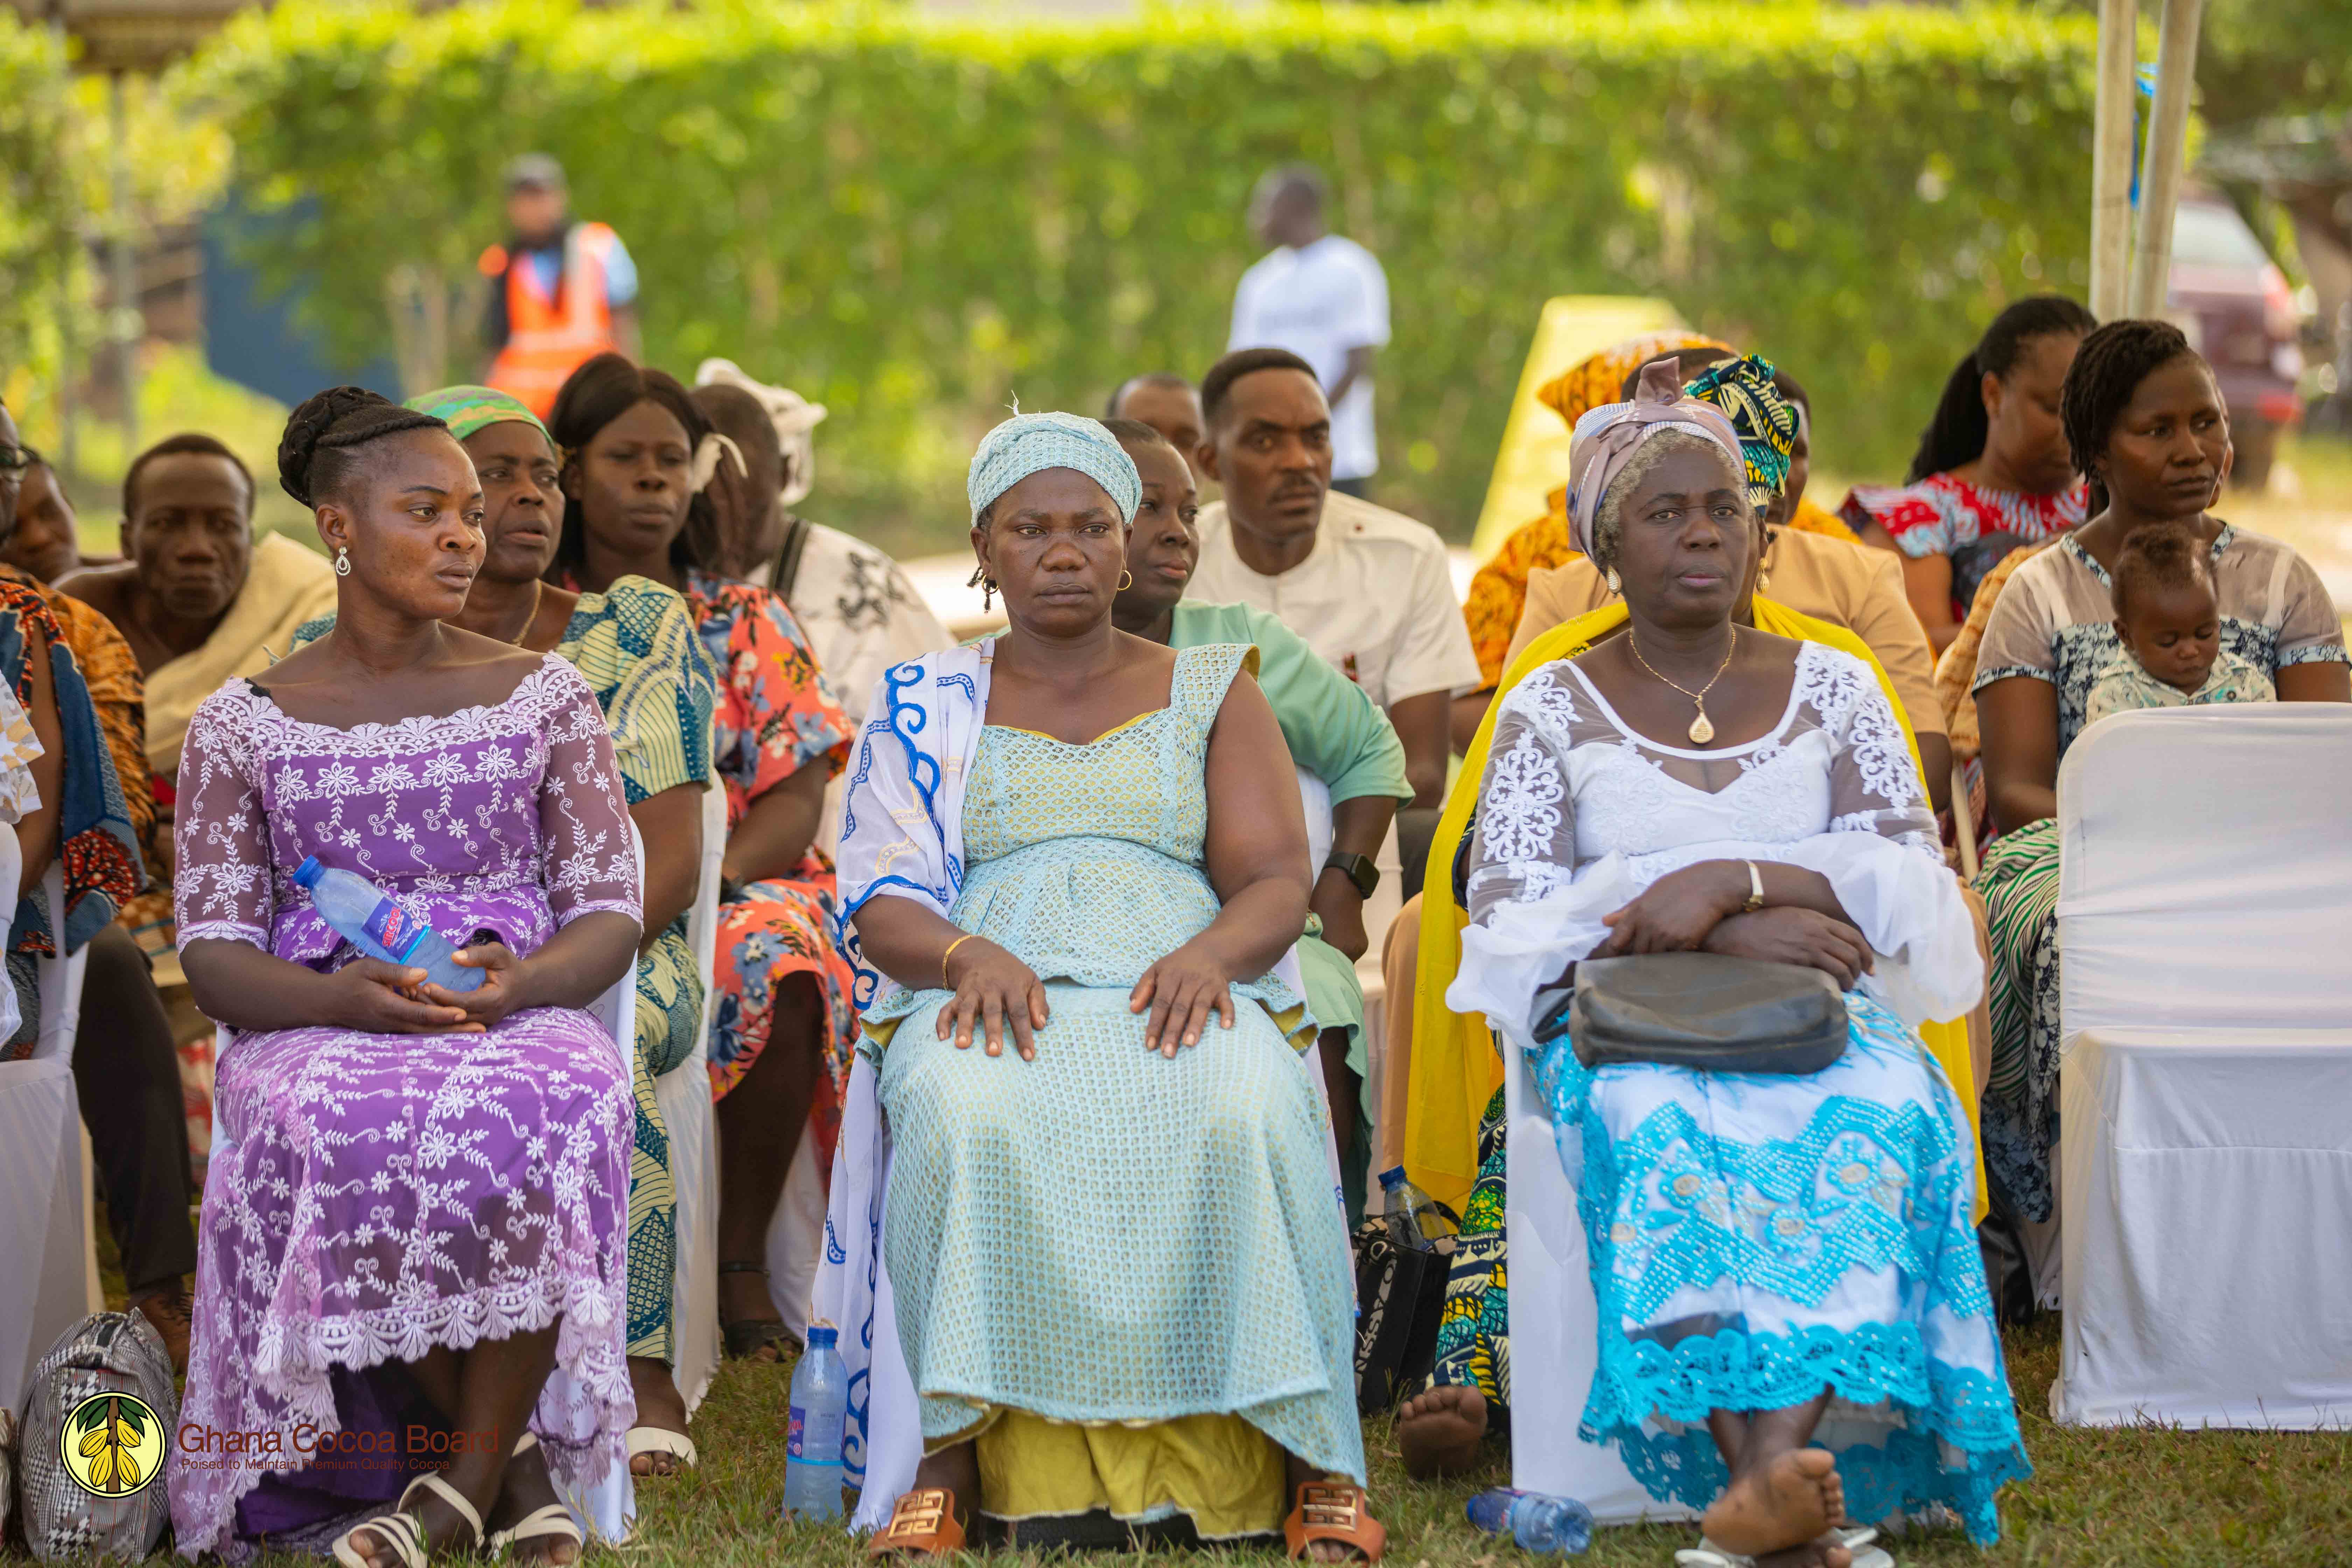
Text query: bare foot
1396 1385 1488 1478
345 1484 480 1568
628 1357 690 1477
1701 1448 1843 1558
485 1442 581 1567
1753 1531 1855 1568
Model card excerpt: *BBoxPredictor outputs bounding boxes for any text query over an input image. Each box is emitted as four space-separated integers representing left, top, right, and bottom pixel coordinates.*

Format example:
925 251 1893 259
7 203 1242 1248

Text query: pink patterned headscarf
1564 359 1747 558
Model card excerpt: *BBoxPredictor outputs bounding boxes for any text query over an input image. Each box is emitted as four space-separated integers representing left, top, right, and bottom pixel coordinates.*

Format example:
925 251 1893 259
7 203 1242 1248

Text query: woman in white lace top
1447 365 2027 1565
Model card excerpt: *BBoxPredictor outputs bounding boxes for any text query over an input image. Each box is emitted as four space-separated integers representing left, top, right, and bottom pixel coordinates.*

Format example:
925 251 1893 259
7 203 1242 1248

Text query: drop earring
1604 566 1621 594
966 562 995 611
1118 569 1134 590
334 547 351 578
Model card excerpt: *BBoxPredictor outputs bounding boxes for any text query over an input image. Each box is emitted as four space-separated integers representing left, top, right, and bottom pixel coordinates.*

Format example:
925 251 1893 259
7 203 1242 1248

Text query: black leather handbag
1533 951 1848 1074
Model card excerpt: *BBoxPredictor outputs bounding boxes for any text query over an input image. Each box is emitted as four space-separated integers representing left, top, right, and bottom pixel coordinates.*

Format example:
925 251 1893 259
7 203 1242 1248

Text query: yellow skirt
939 1407 1288 1541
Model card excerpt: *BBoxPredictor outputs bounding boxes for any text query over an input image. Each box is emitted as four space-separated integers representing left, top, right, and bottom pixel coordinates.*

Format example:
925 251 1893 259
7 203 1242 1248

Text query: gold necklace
1628 627 1738 744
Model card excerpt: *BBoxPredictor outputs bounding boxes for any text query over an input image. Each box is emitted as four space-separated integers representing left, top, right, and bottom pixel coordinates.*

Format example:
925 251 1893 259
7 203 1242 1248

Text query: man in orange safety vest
479 154 642 418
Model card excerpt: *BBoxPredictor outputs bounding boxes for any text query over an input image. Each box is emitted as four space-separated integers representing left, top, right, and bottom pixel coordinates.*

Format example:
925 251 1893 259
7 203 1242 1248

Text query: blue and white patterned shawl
833 642 994 1012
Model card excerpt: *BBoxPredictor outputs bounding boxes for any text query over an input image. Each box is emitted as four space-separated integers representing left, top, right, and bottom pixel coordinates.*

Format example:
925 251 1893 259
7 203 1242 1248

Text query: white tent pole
2088 0 2138 322
2128 0 2206 318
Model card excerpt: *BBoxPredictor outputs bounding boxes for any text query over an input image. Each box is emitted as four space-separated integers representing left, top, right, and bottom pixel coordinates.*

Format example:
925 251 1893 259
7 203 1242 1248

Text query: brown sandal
1284 1480 1386 1563
867 1487 967 1558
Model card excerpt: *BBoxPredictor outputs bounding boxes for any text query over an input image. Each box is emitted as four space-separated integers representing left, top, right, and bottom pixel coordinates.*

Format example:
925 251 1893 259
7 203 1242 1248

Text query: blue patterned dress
856 644 1363 1529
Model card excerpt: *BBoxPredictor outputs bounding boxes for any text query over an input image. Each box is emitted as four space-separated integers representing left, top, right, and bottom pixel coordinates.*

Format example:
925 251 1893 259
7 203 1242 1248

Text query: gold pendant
1688 704 1715 745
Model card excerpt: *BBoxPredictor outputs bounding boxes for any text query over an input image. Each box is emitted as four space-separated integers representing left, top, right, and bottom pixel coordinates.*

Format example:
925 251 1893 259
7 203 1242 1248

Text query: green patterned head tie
1684 355 1794 509
402 385 552 447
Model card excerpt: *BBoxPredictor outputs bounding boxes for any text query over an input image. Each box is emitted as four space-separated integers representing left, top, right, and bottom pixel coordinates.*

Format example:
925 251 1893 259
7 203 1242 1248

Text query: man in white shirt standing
1228 164 1391 498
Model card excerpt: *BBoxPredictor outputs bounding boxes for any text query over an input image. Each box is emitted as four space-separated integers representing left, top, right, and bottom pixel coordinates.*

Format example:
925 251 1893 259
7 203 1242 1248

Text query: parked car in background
2168 192 2306 490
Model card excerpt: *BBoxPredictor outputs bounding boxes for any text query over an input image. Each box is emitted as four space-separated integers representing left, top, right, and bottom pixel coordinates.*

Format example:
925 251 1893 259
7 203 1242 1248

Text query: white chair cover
1504 1044 1701 1524
2053 705 2352 1429
2 853 100 1413
657 780 727 1416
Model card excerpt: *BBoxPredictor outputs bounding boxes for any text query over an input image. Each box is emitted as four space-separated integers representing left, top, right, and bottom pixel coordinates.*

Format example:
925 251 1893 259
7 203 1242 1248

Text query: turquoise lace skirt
1534 993 2029 1544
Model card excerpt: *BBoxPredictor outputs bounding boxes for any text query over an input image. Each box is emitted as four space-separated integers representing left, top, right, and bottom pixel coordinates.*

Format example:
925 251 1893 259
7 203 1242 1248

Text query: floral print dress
680 569 858 1139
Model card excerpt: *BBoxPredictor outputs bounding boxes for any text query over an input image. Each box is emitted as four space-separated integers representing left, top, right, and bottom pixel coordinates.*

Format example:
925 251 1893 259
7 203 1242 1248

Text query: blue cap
293 856 324 890
1378 1166 1406 1189
806 1320 837 1350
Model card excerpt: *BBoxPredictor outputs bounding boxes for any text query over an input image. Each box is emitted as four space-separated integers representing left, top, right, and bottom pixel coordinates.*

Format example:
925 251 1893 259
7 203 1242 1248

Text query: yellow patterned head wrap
1535 330 1732 433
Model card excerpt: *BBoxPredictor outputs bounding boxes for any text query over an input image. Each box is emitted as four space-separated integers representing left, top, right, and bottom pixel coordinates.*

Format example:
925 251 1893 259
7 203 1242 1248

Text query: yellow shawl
1405 595 1988 1222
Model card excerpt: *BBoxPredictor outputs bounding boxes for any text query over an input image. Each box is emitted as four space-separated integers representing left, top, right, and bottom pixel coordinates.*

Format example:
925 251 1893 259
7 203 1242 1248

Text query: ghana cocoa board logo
61 1392 166 1498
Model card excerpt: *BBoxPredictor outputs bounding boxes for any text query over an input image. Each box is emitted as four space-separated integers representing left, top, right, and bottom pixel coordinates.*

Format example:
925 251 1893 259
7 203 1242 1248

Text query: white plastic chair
2052 706 2352 1429
1502 1043 1702 1524
656 781 725 1413
0 846 100 1411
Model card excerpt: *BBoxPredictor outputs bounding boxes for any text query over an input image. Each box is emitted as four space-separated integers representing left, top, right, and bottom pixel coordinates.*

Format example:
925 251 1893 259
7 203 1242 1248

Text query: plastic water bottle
782 1321 847 1521
293 856 482 993
1466 1488 1594 1555
1378 1166 1454 1248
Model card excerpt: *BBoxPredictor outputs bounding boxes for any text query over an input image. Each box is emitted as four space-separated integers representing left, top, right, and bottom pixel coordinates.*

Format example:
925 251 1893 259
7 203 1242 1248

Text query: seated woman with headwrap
840 413 1377 1560
1395 363 1990 1487
1416 365 2025 1567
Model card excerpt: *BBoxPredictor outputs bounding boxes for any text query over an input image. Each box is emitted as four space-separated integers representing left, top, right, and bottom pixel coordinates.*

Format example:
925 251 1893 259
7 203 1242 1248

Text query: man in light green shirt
1106 416 1409 1220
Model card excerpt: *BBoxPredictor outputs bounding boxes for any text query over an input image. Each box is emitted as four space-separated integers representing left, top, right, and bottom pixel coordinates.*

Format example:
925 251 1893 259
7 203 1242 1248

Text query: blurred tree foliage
179 1 2098 543
1 17 82 408
2198 0 2352 132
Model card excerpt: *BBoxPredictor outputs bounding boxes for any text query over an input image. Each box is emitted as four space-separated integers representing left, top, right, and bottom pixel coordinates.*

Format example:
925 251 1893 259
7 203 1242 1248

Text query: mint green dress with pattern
861 643 1365 1483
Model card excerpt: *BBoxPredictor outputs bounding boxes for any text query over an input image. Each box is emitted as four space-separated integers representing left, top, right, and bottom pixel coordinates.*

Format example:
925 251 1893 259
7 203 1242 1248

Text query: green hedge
0 16 79 410
183 1 2099 545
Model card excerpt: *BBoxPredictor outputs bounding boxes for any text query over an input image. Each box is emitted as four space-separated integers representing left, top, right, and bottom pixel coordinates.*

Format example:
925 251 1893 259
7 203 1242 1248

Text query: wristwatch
1324 850 1379 901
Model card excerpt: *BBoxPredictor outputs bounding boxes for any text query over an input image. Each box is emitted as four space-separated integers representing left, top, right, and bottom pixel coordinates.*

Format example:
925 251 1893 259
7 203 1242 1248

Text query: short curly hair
2060 318 2200 481
1587 428 1746 575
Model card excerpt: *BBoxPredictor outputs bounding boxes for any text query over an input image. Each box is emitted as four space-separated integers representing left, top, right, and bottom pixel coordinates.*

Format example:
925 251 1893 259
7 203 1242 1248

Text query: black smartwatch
1323 850 1379 901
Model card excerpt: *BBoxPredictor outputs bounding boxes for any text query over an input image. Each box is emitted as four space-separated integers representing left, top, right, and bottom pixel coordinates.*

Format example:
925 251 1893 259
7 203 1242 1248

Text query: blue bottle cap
1378 1165 1407 1189
806 1320 837 1350
293 856 324 890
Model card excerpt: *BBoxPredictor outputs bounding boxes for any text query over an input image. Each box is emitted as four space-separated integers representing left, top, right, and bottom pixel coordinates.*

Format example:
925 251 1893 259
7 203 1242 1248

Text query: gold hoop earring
1118 569 1134 590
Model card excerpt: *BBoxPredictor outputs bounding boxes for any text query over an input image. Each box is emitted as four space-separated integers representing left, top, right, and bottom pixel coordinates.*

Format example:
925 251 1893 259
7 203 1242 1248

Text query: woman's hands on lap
1130 938 1238 1058
939 937 1050 1061
1596 861 1748 956
417 941 526 1029
1702 908 1874 988
327 958 485 1034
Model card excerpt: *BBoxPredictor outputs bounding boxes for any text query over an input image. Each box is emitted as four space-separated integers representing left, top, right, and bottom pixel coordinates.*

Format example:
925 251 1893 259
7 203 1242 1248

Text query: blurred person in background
690 360 951 756
1106 414 1410 1219
1187 348 1476 813
481 154 642 419
6 449 117 583
1105 372 1208 487
1230 165 1390 499
0 398 189 1369
1842 296 2097 652
66 433 340 957
550 355 859 1409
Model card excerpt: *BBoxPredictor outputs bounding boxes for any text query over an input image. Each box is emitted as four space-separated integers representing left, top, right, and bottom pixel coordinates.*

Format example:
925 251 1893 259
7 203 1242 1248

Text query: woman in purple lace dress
168 390 642 1568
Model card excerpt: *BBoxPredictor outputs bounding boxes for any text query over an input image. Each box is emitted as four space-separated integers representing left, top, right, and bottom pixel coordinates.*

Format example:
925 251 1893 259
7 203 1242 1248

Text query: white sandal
1673 1530 1890 1568
1837 1525 1895 1568
487 1434 585 1562
331 1471 483 1568
1674 1542 1753 1568
625 1424 698 1473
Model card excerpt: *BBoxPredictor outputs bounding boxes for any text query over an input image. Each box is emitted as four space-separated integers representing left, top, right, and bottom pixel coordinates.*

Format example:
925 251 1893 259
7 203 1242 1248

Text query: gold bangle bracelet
941 932 978 983
1741 859 1766 915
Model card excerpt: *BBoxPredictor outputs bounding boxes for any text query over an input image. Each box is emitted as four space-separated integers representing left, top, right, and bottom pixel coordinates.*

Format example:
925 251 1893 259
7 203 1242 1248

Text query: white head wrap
694 357 828 507
966 411 1141 527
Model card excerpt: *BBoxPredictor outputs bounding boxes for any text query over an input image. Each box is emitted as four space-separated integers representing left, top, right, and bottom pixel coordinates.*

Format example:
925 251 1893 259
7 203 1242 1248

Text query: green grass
594 1321 2350 1568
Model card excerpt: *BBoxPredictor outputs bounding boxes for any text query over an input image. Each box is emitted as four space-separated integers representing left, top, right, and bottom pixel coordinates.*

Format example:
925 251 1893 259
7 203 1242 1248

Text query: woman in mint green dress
839 414 1380 1560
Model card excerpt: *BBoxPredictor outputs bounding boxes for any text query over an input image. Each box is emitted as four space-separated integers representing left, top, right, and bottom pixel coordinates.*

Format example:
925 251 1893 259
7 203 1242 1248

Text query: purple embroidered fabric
166 658 642 1561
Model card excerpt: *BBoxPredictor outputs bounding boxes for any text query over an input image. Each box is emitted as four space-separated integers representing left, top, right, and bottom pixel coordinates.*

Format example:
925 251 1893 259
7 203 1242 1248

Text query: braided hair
277 387 448 508
1906 295 2098 482
548 353 724 577
2058 318 2200 485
